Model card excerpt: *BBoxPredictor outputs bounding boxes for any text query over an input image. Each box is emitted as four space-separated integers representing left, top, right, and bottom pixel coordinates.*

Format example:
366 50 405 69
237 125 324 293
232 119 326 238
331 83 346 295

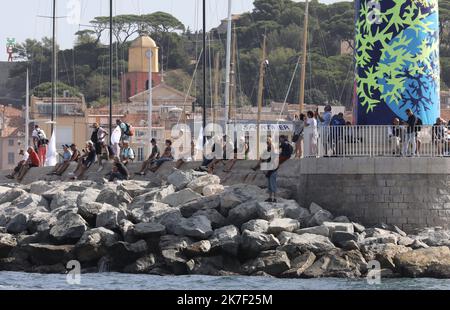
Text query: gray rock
278 232 336 254
184 240 211 257
50 191 80 211
162 189 202 207
307 210 333 227
123 254 157 273
119 219 135 243
331 231 358 248
309 202 323 214
410 239 429 249
341 240 360 251
186 256 225 275
227 201 259 227
171 215 213 239
352 222 366 233
187 174 220 194
209 225 240 256
159 235 192 274
241 219 269 234
415 227 450 247
77 188 101 209
29 181 53 195
256 200 300 221
0 188 26 205
28 211 56 234
129 201 176 223
361 243 411 269
167 169 194 190
77 202 104 225
192 209 227 229
243 250 291 276
96 188 132 208
394 246 450 278
240 230 280 254
295 225 330 237
133 222 166 238
117 181 147 198
179 195 221 218
303 253 361 278
281 251 316 278
203 184 225 197
49 213 88 243
24 243 74 266
0 233 17 258
96 204 127 230
268 218 300 234
398 236 415 247
75 227 119 262
284 205 310 221
6 213 29 234
107 240 148 269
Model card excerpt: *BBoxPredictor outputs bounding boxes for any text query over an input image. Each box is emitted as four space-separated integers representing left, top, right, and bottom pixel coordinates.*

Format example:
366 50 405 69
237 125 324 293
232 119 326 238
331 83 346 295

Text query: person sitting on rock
108 157 129 182
47 144 72 175
51 144 80 176
120 140 135 166
70 141 97 180
223 136 249 173
5 149 29 179
149 139 174 172
175 140 195 169
136 138 160 176
16 147 41 182
97 141 116 172
207 135 234 174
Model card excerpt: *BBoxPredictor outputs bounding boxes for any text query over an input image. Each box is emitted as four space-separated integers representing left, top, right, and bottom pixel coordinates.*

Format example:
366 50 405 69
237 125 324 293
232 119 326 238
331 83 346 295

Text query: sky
0 0 341 61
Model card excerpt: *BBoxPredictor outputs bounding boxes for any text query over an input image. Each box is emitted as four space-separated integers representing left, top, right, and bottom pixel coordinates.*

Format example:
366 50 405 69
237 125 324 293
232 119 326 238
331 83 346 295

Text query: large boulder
0 233 17 258
242 250 291 276
107 240 148 269
414 227 450 247
179 195 221 217
0 188 27 205
268 218 300 234
119 219 135 243
123 254 157 274
27 211 56 234
187 174 221 194
209 225 240 256
227 201 259 227
331 231 359 249
278 232 336 254
167 169 195 190
170 215 213 239
256 200 301 221
11 193 49 213
95 204 127 230
24 243 74 266
6 213 29 234
302 253 361 278
50 191 80 211
96 188 132 208
240 230 280 255
295 225 330 237
75 227 119 262
162 189 202 208
322 222 354 234
306 210 333 227
203 184 225 197
184 240 211 257
281 251 316 278
192 209 227 229
394 246 450 278
241 219 269 234
49 213 88 243
29 181 53 195
133 222 166 239
159 235 193 274
117 181 147 198
77 188 101 209
361 243 411 269
129 185 175 208
129 201 176 223
77 202 104 226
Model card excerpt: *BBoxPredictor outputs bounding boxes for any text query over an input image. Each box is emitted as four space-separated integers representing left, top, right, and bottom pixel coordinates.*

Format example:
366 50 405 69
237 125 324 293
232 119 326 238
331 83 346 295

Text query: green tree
32 82 81 98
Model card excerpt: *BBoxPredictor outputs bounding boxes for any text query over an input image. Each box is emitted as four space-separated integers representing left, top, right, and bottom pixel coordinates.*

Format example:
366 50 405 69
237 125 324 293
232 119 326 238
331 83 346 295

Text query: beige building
30 96 88 149
0 105 25 170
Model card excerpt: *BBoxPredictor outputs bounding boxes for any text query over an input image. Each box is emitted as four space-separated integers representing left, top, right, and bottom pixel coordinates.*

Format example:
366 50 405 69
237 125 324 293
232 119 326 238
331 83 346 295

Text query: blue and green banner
354 0 440 125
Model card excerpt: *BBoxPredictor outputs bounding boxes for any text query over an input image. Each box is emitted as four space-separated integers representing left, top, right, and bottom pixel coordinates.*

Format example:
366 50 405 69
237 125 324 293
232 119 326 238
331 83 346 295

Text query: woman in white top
305 111 318 157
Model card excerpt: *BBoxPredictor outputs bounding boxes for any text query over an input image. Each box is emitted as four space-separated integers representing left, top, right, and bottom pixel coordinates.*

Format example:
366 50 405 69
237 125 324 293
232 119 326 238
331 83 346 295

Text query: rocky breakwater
0 171 449 278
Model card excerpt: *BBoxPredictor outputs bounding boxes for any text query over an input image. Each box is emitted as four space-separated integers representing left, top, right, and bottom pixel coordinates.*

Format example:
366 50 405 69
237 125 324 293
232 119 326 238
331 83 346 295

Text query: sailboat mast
299 0 309 115
51 0 56 133
25 69 30 149
202 0 207 145
109 0 113 135
224 0 232 126
256 35 267 156
213 51 220 125
229 24 237 122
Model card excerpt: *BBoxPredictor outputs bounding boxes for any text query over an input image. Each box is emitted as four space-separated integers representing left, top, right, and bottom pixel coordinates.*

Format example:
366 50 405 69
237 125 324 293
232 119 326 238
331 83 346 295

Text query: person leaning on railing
388 118 403 156
432 117 448 156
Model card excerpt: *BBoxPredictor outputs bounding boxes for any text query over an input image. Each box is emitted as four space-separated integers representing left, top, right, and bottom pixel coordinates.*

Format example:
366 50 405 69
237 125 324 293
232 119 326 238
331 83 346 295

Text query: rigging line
338 56 355 104
176 46 204 125
208 31 213 112
278 56 301 121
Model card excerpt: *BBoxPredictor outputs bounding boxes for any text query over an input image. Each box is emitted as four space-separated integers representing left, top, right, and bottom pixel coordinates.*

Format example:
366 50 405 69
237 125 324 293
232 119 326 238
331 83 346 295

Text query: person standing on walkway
403 109 417 156
293 114 305 158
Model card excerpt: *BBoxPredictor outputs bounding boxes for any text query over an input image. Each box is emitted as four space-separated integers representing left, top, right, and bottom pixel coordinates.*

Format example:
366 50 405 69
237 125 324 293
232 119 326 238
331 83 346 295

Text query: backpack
124 123 135 136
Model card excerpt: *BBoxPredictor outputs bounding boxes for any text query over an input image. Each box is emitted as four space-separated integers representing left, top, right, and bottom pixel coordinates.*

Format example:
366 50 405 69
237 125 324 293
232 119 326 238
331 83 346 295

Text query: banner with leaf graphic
354 0 440 125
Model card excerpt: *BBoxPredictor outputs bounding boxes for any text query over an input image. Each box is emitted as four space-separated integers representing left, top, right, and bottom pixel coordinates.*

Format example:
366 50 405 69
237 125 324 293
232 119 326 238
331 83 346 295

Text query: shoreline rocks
0 171 449 279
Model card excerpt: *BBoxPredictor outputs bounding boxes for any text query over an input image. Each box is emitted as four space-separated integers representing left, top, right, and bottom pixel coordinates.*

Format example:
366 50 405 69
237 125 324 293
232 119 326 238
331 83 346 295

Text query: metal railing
302 125 450 158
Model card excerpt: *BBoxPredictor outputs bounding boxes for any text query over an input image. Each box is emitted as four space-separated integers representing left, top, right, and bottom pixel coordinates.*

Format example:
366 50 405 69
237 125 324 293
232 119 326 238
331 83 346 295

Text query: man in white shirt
5 150 29 179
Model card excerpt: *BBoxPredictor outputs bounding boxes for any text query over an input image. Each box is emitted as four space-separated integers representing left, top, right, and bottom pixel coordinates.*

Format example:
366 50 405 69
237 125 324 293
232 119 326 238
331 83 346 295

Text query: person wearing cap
47 144 72 175
5 149 29 179
120 140 135 165
136 138 160 176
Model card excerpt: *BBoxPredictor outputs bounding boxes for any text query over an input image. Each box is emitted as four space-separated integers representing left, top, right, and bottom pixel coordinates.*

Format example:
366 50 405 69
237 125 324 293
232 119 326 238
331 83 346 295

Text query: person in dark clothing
403 109 417 156
136 138 160 175
71 141 97 180
109 157 129 182
279 135 293 165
